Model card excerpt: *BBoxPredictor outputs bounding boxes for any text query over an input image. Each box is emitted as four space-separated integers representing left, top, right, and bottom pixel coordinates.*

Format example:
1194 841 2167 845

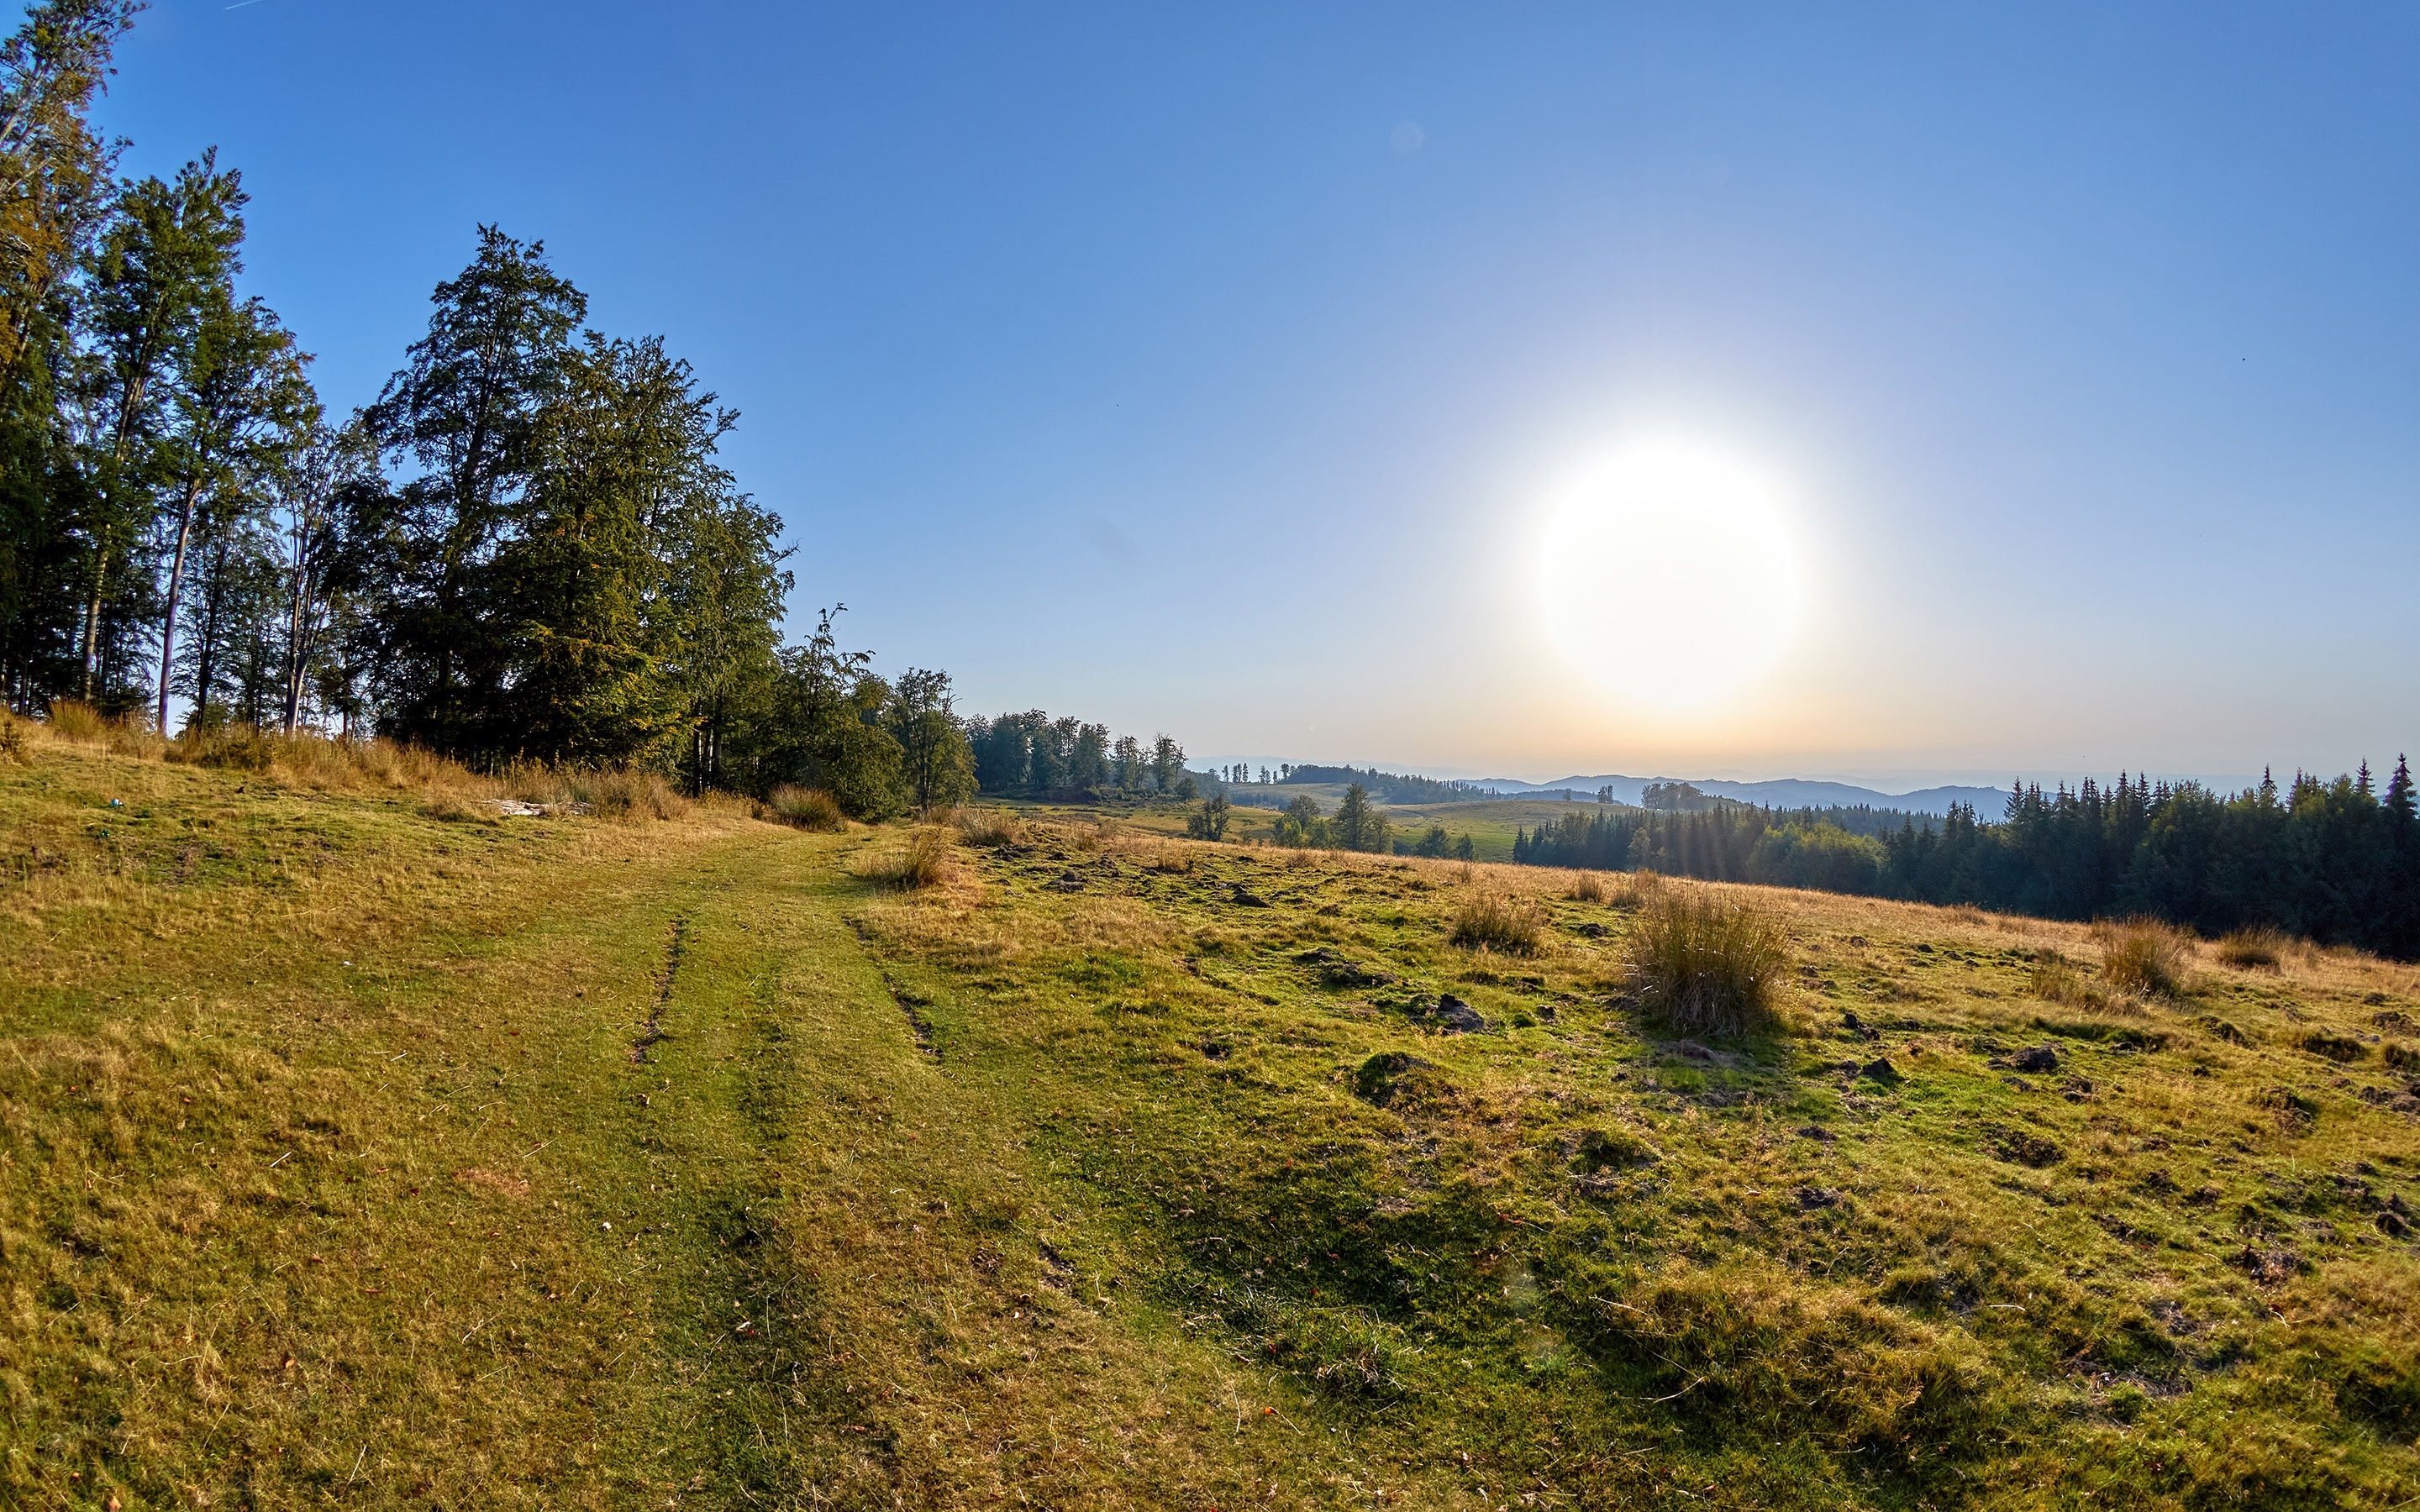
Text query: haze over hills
1467 774 2011 816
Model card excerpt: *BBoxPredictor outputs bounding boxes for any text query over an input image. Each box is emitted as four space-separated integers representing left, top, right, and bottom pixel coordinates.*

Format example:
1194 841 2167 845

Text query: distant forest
966 713 1193 800
1512 769 2420 959
1226 763 1496 808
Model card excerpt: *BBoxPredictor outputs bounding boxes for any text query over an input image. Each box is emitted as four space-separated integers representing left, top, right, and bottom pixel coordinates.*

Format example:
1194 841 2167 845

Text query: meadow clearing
4 731 2418 1509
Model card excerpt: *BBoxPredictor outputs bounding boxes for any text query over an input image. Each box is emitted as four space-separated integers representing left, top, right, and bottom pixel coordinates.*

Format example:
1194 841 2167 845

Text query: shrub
1626 890 1787 1035
0 711 26 764
45 700 105 741
2216 927 2286 969
770 785 847 832
1449 892 1546 955
2093 917 2187 997
857 827 950 891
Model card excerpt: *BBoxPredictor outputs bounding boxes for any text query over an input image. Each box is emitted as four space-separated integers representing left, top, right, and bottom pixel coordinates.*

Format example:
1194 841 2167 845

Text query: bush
0 711 26 764
1626 890 1787 1035
1185 791 1231 841
770 785 847 832
1449 892 1545 955
856 827 950 891
2216 927 2286 969
2093 917 2186 997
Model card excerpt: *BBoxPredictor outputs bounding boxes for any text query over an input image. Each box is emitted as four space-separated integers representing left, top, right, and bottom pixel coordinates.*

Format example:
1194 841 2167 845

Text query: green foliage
1513 770 2420 963
1330 781 1390 853
886 667 974 813
1186 790 1230 841
1273 793 1325 848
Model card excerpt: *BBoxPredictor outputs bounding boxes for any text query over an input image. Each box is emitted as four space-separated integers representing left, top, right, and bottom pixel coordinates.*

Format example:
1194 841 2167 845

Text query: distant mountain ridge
1467 774 2009 817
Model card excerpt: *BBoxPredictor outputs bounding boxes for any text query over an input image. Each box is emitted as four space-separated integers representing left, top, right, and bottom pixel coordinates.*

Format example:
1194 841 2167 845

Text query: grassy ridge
5 743 2420 1508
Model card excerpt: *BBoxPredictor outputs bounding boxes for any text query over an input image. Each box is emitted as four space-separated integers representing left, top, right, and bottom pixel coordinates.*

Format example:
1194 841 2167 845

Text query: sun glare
1534 436 1806 717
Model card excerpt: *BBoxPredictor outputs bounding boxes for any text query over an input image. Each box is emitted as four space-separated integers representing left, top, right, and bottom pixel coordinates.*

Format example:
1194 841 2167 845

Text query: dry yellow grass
8 755 2419 1509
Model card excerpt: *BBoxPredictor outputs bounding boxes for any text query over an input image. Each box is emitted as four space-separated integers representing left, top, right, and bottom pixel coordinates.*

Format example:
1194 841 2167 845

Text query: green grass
6 741 2420 1509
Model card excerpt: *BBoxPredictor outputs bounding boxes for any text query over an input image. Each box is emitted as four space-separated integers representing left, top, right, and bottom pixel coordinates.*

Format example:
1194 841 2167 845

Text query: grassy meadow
1105 791 1592 860
5 735 2420 1509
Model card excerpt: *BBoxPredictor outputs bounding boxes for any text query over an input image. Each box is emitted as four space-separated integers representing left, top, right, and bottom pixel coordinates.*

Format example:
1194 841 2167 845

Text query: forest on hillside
1505 769 2420 959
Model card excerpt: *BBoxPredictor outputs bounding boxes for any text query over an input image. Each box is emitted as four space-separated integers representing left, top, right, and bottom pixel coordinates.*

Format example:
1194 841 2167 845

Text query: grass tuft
2216 927 2286 969
769 785 847 832
953 807 1025 848
42 699 107 740
1625 890 1787 1035
1449 892 1546 955
856 827 951 890
421 789 489 824
1568 871 1607 904
2092 916 2189 997
2029 953 2127 1014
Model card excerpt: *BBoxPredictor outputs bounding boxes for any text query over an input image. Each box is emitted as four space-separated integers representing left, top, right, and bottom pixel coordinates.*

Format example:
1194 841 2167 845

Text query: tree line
965 713 1194 800
1227 763 1496 808
1511 765 2420 959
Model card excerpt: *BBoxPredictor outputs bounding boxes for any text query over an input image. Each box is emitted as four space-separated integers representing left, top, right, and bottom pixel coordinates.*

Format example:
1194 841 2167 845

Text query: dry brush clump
2216 926 2287 969
1625 890 1789 1035
2092 916 2189 997
953 807 1026 848
855 827 953 891
2028 953 2128 1015
1449 891 1547 955
769 785 848 832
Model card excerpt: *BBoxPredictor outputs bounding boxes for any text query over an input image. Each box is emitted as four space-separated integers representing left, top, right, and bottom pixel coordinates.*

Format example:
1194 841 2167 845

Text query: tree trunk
155 475 205 733
280 496 318 735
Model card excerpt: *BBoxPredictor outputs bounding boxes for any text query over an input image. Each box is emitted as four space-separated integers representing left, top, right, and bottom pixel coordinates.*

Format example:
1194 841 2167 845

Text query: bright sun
1534 435 1806 717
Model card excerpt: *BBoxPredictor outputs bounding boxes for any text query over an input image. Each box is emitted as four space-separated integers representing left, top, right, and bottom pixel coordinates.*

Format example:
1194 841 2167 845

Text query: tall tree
361 226 584 753
150 289 312 731
0 1 137 708
267 417 374 732
888 667 974 813
70 150 245 703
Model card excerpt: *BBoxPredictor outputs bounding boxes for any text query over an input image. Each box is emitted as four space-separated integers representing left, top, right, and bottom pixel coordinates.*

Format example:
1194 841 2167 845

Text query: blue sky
101 2 2419 786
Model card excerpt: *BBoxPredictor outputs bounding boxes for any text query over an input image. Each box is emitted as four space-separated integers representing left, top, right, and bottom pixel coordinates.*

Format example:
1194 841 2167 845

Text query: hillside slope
5 743 2418 1509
